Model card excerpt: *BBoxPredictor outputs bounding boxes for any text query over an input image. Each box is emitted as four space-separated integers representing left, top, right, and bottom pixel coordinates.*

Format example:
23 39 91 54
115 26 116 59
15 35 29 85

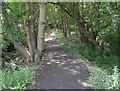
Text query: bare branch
31 8 39 21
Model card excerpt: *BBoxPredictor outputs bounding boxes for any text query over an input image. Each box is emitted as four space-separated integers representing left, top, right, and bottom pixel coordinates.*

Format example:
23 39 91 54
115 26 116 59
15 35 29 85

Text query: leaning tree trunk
57 3 101 52
37 2 46 59
14 42 30 59
2 3 30 60
75 18 101 52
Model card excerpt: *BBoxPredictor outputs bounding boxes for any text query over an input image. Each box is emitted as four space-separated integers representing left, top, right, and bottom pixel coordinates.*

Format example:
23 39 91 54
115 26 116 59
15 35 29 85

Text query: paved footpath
27 38 92 89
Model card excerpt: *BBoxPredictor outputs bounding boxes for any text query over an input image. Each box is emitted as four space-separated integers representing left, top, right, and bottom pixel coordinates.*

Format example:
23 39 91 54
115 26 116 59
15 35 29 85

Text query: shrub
57 35 118 71
56 34 119 89
2 66 37 89
87 66 119 89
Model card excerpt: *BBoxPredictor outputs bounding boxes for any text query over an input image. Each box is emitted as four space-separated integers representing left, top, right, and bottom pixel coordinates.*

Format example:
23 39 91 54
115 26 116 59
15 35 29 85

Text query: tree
51 2 119 54
36 2 47 60
2 2 47 63
2 2 30 59
25 2 34 59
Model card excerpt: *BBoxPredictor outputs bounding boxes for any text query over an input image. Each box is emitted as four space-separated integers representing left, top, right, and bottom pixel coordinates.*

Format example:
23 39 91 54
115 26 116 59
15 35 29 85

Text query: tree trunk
75 18 89 44
25 2 34 60
31 2 37 51
75 18 101 51
66 18 71 37
14 42 30 59
37 2 46 59
56 3 102 52
2 4 30 60
65 19 68 37
62 18 67 38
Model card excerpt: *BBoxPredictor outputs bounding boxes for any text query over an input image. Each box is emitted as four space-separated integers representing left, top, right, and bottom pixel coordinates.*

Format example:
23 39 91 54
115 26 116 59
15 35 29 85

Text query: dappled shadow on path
27 40 92 89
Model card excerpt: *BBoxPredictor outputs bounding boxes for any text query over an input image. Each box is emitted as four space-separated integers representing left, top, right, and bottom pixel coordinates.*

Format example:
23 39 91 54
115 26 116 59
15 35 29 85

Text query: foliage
55 2 119 56
56 34 119 89
56 34 118 72
87 66 119 89
2 65 37 89
2 18 27 51
1 2 119 89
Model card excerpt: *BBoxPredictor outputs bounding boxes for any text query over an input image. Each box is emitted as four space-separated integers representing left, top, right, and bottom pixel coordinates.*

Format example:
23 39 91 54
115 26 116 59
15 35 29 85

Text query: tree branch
31 8 39 21
2 2 20 30
51 3 73 18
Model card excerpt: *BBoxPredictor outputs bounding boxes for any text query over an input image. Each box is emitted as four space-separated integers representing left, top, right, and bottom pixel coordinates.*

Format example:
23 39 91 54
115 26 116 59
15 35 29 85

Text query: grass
1 64 37 90
87 66 119 89
56 34 118 72
56 33 119 89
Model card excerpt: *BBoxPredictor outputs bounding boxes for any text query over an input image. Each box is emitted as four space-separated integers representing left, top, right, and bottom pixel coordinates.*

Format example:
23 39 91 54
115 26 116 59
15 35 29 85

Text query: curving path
27 36 92 89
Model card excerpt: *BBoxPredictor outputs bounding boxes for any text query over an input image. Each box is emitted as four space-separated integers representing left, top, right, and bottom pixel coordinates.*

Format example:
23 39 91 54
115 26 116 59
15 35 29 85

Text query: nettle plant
87 66 119 89
2 65 36 89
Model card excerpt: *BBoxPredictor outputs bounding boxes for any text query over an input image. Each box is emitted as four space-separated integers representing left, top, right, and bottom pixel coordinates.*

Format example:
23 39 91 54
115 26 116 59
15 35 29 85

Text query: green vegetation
56 34 119 89
54 4 119 85
56 34 118 71
88 66 119 89
1 2 119 89
2 65 37 89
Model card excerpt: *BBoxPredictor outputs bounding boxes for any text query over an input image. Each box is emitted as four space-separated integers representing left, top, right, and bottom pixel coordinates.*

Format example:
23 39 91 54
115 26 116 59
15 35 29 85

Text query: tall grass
88 66 119 89
2 65 37 89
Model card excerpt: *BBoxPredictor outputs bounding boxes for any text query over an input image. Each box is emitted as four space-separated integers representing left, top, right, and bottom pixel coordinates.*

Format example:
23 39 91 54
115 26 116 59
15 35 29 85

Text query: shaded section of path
28 39 92 89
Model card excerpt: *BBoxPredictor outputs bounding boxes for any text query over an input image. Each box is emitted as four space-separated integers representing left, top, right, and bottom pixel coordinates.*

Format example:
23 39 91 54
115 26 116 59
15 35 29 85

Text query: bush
87 66 119 89
56 35 118 71
2 66 37 89
56 34 119 89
